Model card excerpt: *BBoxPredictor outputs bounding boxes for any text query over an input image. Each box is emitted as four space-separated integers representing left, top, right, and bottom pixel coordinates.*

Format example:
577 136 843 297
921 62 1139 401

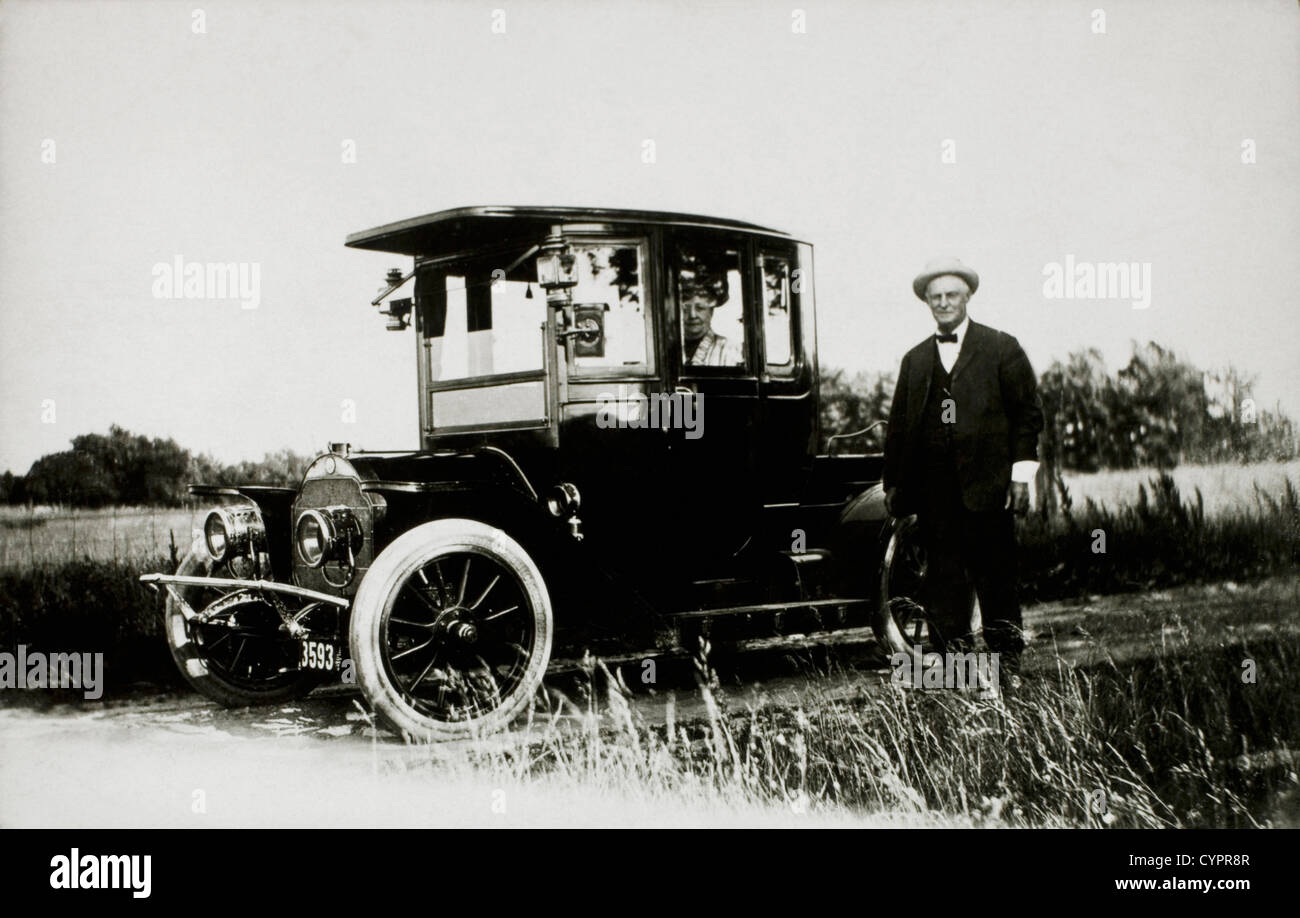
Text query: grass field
1060 460 1300 517
0 505 200 569
2 460 1297 569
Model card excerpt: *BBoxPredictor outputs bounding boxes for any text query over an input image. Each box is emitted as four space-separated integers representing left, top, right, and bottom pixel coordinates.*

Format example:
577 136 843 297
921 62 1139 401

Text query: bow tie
935 332 958 343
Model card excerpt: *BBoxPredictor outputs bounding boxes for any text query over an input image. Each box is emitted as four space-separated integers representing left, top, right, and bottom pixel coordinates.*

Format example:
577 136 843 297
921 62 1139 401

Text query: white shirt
934 316 969 374
935 316 1038 485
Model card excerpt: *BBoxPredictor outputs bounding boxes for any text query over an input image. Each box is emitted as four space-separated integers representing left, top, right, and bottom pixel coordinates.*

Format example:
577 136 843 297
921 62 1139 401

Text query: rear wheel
872 515 980 657
349 519 553 740
164 541 322 706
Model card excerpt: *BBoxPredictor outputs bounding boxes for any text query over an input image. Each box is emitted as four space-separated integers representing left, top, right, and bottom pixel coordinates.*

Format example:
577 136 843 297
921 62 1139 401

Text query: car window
675 239 747 371
760 252 795 372
566 242 651 374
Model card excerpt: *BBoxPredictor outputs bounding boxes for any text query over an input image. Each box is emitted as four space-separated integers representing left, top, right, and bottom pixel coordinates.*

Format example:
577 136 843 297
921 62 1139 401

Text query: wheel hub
429 606 479 645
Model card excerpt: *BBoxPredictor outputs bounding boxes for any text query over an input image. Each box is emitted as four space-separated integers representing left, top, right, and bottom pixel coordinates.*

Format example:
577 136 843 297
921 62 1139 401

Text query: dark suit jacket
883 320 1044 513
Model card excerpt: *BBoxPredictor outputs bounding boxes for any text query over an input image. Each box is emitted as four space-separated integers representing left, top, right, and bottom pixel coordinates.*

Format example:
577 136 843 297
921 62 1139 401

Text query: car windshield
417 251 547 382
417 240 649 383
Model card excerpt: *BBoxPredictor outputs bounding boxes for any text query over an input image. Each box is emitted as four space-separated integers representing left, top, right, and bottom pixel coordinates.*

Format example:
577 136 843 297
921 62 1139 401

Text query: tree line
0 426 312 507
2 340 1294 507
820 341 1296 470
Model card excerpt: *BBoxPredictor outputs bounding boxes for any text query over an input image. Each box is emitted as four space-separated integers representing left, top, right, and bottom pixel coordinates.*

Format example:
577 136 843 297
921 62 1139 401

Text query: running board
545 625 879 675
669 597 871 622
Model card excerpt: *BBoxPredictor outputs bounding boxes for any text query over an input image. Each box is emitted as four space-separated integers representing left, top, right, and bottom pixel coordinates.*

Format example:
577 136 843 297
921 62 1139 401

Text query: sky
1 0 1297 473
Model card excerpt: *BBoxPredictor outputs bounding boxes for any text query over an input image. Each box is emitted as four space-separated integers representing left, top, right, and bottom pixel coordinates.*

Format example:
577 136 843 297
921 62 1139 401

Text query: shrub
1017 473 1300 602
0 556 182 700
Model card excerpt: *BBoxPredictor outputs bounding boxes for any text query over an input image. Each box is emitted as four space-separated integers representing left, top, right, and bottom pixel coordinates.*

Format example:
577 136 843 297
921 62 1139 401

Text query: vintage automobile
142 205 954 739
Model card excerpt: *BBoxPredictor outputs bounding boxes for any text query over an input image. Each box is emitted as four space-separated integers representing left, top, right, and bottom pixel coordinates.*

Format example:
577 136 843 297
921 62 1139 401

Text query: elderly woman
679 254 744 367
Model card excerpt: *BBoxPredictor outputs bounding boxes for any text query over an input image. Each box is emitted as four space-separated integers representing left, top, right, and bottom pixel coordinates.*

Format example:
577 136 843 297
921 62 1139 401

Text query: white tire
349 518 553 740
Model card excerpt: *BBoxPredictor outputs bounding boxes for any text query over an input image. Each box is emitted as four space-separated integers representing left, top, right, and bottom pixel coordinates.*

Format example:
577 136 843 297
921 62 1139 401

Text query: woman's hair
677 247 731 307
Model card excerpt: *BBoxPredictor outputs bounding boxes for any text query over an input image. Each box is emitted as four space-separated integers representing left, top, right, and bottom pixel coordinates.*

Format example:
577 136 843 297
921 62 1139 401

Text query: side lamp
535 232 577 307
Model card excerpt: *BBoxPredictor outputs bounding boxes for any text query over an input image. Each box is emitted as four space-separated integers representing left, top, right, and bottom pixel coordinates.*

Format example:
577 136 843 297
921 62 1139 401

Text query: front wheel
164 541 322 706
872 515 980 657
349 519 553 740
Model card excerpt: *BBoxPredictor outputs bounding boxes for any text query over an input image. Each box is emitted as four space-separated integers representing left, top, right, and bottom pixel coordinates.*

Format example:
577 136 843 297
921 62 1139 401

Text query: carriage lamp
203 506 267 565
545 482 581 518
381 297 412 331
374 267 416 330
544 482 584 540
535 232 578 307
295 506 364 574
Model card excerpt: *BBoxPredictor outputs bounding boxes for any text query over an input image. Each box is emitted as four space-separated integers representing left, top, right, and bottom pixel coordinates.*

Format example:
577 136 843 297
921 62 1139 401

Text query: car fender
839 482 889 527
830 483 892 597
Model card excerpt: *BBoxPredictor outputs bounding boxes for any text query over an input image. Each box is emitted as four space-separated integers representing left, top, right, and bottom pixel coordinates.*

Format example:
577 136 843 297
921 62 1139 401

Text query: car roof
345 205 799 256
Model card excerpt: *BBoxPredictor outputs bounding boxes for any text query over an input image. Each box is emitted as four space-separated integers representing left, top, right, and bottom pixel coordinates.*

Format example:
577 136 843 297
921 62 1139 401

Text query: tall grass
451 623 1300 828
0 554 182 699
1018 472 1300 601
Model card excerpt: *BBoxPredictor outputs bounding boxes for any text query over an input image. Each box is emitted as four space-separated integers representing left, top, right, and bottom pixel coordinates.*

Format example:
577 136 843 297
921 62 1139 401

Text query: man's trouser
918 476 1025 667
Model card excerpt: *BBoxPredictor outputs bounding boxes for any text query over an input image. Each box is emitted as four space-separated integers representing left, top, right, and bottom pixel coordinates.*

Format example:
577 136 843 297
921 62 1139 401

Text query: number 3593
300 641 336 671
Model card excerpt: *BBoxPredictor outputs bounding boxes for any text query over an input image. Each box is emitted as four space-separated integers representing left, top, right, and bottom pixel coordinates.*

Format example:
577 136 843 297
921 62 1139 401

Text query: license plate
299 640 337 671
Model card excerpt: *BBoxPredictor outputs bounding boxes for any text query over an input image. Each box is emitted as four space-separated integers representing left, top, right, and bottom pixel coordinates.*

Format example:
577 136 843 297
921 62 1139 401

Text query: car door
754 243 817 506
552 235 674 557
663 229 763 570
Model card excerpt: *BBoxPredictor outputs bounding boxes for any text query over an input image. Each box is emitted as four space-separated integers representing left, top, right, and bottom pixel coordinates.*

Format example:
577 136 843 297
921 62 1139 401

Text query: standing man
882 258 1044 680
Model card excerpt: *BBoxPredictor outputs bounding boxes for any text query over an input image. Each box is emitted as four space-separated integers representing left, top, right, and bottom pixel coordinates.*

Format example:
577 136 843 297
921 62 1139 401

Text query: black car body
144 206 922 739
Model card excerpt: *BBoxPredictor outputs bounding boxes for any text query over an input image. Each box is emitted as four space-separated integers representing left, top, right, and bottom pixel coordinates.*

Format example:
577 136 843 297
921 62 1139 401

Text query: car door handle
661 386 698 435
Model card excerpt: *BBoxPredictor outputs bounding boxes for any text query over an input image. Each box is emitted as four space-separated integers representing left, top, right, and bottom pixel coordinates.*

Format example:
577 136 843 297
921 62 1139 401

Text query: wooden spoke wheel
349 519 552 740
